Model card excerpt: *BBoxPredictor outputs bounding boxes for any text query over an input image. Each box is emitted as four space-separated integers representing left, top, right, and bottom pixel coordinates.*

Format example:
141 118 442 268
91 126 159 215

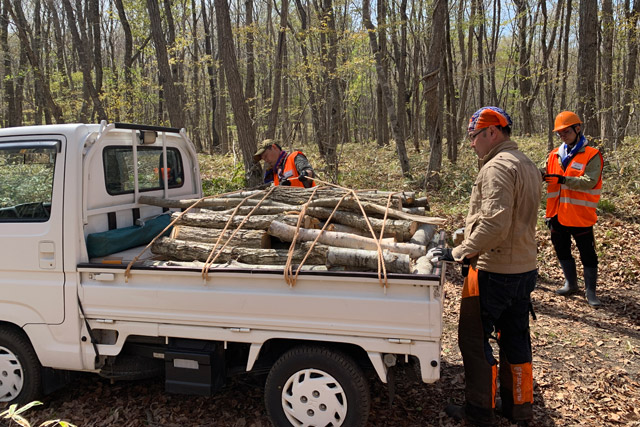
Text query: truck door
0 137 66 325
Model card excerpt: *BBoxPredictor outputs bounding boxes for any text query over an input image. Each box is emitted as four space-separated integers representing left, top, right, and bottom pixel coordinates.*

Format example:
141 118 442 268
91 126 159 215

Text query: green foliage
599 199 616 214
0 401 76 427
200 155 246 196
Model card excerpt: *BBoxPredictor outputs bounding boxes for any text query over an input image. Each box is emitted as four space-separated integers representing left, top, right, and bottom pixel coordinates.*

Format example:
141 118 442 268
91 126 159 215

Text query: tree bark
245 0 256 119
152 237 327 265
171 226 270 248
362 0 411 178
577 0 598 136
268 220 426 258
265 0 288 140
614 0 640 147
146 0 184 128
7 0 64 123
600 0 614 149
305 207 418 241
113 0 133 118
214 0 261 185
326 247 410 274
424 0 447 190
201 0 221 150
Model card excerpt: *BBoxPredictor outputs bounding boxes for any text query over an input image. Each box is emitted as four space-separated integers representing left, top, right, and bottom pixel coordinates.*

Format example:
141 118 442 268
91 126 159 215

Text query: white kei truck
0 122 446 426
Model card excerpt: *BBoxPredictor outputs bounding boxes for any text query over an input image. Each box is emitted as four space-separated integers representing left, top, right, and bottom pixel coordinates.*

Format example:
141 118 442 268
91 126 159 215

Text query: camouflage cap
253 139 276 162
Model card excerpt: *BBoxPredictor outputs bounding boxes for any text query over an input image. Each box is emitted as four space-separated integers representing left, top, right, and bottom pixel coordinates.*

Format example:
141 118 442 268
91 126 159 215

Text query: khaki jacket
452 140 541 274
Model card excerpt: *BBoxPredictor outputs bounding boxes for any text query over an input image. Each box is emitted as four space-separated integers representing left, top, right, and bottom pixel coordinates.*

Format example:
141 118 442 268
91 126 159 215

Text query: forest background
1 0 640 189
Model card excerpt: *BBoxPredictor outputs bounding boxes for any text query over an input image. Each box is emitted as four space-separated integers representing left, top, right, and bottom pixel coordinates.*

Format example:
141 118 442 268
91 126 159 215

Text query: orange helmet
553 111 582 132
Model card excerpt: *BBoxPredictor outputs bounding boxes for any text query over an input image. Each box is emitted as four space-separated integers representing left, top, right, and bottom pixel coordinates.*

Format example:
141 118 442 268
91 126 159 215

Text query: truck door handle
39 241 55 269
90 273 115 282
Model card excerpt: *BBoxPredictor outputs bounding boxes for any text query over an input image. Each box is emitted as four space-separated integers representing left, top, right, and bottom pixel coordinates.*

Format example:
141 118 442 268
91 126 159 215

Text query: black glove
543 174 566 185
279 178 291 186
298 170 314 188
426 247 455 263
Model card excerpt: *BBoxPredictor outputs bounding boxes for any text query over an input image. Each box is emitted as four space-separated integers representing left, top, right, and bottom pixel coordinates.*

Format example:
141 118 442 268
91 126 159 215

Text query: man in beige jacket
429 107 541 426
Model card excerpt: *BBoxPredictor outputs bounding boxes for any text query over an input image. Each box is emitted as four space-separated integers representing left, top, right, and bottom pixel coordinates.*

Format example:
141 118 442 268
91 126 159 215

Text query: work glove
543 174 566 185
426 247 455 264
279 178 291 186
298 170 313 188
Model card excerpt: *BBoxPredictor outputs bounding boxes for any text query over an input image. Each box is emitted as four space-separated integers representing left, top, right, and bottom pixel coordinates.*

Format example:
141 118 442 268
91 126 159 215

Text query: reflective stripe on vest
545 146 602 227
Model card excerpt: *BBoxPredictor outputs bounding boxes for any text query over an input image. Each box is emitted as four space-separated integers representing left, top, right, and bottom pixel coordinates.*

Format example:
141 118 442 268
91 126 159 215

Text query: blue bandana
558 134 586 169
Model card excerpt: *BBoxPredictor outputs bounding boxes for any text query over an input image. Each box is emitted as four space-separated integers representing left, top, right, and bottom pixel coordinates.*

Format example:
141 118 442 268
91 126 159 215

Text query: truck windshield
0 142 58 222
103 146 184 195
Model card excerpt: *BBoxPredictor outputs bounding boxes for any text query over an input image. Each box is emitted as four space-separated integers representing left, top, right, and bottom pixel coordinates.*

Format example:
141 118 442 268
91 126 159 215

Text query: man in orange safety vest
544 111 603 307
253 139 316 188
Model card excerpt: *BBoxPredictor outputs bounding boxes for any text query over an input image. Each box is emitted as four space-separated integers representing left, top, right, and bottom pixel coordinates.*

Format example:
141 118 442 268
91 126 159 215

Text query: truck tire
0 328 42 404
264 346 370 427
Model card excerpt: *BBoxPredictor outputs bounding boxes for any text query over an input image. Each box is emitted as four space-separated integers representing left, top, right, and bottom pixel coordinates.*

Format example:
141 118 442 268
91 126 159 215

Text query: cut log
306 199 444 224
326 247 410 274
406 196 430 210
305 207 418 241
409 224 438 247
171 212 314 230
324 222 395 239
170 226 270 248
268 221 426 258
411 255 434 275
151 237 327 264
140 259 328 271
269 186 405 207
138 195 289 210
403 207 425 216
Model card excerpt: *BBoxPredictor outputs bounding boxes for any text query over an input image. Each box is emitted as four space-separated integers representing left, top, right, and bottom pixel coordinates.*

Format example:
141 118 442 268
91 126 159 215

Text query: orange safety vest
273 151 315 187
545 146 602 227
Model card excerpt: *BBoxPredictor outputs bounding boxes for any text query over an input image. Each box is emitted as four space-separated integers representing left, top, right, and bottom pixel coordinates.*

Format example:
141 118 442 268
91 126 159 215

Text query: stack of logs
140 186 445 274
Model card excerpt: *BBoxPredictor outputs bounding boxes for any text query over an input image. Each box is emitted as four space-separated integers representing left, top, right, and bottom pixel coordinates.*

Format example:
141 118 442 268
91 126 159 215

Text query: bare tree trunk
455 0 475 135
88 0 102 95
265 0 288 140
614 0 640 147
577 0 598 136
541 0 563 149
559 0 572 110
146 0 184 128
514 0 534 134
600 0 614 149
189 0 203 152
362 0 411 178
474 0 485 106
214 0 261 185
292 0 321 150
444 13 458 163
424 0 447 189
245 0 256 119
7 0 64 122
114 0 133 118
375 0 389 147
0 0 19 126
201 0 221 151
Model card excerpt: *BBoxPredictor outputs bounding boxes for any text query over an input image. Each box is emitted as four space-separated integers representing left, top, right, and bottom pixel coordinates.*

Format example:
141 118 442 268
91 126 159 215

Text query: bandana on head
468 106 513 133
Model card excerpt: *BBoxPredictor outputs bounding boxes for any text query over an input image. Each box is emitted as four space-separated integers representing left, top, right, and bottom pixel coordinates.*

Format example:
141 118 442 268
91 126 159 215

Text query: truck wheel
264 346 370 427
0 328 42 404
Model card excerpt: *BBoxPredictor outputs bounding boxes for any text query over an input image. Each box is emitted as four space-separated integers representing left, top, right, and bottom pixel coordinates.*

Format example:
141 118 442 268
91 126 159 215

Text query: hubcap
281 368 347 426
0 345 23 402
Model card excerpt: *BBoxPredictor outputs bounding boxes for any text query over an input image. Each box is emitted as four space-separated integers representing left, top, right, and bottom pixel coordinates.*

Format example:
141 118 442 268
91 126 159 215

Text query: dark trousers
548 216 598 268
459 267 537 421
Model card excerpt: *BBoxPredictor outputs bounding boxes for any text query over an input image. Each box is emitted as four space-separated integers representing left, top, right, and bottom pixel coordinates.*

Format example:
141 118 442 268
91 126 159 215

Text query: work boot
556 259 579 296
584 267 602 307
445 403 495 426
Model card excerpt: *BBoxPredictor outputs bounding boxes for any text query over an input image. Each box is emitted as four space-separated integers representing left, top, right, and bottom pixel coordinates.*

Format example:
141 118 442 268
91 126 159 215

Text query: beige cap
253 139 276 162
